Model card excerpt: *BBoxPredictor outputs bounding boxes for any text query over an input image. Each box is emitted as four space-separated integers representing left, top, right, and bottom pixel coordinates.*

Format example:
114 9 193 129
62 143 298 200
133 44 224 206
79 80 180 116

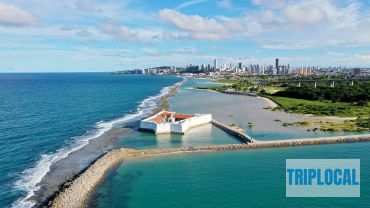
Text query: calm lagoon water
168 78 364 140
91 78 370 208
115 123 240 150
91 142 370 208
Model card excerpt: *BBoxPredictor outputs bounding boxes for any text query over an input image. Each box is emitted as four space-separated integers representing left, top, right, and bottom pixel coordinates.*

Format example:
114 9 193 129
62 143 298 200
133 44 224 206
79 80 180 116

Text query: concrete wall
140 114 212 134
211 119 256 143
170 114 212 134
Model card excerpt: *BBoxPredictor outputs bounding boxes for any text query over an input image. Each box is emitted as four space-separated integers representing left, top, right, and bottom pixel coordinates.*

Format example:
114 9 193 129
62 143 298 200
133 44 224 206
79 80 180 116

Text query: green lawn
262 86 287 94
216 79 238 84
267 96 370 117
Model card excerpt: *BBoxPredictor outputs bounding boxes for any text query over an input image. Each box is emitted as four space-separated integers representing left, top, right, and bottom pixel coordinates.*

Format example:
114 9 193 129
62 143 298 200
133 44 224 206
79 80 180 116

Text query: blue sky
0 0 369 72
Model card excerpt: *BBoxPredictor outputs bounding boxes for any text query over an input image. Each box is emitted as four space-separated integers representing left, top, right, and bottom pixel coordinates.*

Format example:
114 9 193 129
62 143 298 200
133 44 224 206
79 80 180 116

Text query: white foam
12 77 186 208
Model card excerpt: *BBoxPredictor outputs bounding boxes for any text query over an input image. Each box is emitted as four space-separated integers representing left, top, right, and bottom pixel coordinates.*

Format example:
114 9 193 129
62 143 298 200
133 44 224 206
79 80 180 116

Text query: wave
12 77 186 208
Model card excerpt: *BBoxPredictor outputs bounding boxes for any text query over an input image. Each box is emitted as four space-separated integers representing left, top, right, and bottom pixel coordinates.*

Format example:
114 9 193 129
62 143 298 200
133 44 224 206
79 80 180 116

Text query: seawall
211 119 256 143
46 134 370 208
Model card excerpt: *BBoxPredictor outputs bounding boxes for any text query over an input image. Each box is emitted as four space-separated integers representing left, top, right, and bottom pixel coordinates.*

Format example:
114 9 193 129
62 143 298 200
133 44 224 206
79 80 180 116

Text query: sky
0 0 370 72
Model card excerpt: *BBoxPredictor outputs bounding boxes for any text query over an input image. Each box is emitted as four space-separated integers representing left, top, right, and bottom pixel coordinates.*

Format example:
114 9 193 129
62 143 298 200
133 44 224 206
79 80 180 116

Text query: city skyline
1 0 370 72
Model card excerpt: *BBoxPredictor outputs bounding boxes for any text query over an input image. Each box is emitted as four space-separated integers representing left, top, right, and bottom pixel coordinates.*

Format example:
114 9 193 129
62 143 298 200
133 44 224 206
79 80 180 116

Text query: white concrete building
140 111 212 134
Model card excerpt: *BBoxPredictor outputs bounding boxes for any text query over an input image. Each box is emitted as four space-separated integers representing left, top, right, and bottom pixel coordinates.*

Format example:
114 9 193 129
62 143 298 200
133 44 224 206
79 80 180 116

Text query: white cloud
174 46 197 53
75 0 101 12
141 48 163 56
260 40 308 49
283 4 327 26
246 0 370 48
252 0 362 30
255 10 281 26
354 54 370 62
97 23 139 42
158 9 246 40
158 0 370 45
96 22 185 43
0 2 37 26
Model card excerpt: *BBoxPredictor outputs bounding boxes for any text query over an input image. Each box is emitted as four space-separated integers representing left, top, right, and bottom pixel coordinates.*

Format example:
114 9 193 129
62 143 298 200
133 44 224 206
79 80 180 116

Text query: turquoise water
3 74 367 207
115 123 240 150
91 142 370 208
169 78 366 140
0 73 181 207
90 78 370 208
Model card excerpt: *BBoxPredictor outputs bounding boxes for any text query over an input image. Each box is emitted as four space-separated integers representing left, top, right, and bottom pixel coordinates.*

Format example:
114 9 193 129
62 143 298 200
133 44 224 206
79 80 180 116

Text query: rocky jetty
46 134 370 208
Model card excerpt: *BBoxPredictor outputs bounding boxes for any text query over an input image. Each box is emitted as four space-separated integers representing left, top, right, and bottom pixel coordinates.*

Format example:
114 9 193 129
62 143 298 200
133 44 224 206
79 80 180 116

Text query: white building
140 111 212 134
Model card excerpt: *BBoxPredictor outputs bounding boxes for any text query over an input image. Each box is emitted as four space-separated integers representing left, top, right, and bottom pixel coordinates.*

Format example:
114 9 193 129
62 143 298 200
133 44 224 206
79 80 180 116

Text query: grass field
216 79 238 84
261 86 287 94
267 96 370 117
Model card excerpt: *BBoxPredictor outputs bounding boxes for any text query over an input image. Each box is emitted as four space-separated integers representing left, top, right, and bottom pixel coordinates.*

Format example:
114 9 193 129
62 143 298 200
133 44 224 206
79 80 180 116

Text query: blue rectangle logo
286 159 360 197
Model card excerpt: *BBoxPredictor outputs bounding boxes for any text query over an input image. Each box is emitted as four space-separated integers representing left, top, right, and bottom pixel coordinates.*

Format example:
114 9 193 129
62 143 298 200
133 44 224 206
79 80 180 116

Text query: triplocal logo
286 159 360 197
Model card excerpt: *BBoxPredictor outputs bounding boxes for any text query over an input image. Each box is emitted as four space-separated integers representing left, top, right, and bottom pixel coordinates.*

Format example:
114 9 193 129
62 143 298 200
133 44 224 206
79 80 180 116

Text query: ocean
0 73 182 207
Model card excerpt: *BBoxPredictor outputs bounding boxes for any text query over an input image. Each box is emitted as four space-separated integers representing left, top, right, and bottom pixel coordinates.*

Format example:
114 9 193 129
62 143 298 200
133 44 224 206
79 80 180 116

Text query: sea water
0 73 181 207
90 142 370 208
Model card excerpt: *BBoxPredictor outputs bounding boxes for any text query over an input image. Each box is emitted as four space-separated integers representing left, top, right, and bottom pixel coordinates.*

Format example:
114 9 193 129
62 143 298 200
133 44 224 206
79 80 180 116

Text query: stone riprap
46 134 370 208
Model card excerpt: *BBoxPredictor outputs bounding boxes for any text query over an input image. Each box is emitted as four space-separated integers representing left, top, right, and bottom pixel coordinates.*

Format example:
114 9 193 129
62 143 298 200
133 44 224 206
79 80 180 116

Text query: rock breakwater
46 134 370 208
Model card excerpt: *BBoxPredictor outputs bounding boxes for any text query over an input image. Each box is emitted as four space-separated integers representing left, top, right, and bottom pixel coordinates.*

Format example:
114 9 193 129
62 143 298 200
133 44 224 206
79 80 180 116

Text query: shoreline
257 96 278 108
16 77 185 208
259 95 359 122
201 87 361 123
200 79 363 122
45 133 370 208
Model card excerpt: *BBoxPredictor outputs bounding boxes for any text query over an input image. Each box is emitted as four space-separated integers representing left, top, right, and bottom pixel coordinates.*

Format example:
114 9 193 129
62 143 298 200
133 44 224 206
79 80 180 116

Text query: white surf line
12 77 186 208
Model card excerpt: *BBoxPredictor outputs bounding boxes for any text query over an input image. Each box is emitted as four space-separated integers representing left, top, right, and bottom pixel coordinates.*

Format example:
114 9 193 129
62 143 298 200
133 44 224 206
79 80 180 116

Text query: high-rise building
238 62 242 69
298 66 312 76
353 68 361 76
275 58 279 70
287 64 291 75
213 58 217 70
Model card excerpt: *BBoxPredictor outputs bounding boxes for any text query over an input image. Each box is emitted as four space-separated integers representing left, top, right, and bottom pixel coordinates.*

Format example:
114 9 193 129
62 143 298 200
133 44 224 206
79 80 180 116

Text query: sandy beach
257 96 278 108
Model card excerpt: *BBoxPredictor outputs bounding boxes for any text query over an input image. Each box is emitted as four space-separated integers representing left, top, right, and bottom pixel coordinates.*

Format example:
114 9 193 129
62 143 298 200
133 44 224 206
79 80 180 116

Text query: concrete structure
140 111 212 134
47 134 370 208
211 120 256 143
275 58 279 70
353 68 361 76
298 66 312 76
